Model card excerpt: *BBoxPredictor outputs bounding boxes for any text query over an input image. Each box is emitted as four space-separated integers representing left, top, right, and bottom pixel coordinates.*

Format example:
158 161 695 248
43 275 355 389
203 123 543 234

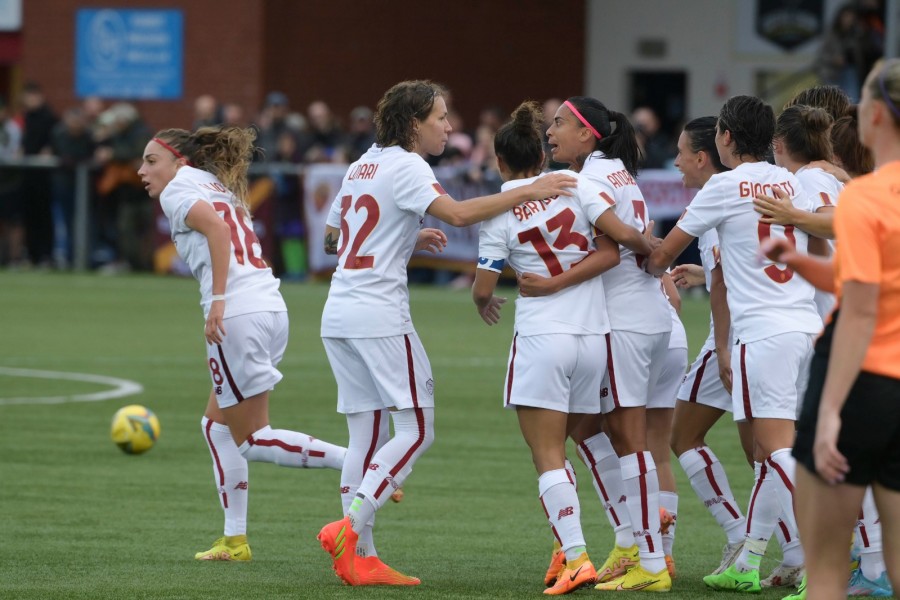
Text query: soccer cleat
713 541 744 575
544 553 596 595
847 568 893 597
194 535 251 561
317 516 359 585
544 546 567 587
761 564 805 588
782 575 806 600
594 564 672 592
703 565 761 593
354 555 420 586
596 544 640 583
665 555 676 580
659 508 675 535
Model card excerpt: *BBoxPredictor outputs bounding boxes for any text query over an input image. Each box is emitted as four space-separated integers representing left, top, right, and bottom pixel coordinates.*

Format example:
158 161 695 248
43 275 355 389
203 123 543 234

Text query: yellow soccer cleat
596 544 640 583
354 555 420 586
317 516 359 585
594 564 672 592
194 535 252 561
544 553 596 595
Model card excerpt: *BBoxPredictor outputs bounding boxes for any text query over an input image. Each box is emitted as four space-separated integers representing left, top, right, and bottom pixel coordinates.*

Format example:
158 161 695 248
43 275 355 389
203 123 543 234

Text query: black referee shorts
793 350 900 490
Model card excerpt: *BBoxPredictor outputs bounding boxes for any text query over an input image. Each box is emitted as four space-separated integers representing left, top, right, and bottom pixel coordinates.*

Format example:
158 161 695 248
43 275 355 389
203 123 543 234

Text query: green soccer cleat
194 535 252 561
703 564 761 593
782 574 806 599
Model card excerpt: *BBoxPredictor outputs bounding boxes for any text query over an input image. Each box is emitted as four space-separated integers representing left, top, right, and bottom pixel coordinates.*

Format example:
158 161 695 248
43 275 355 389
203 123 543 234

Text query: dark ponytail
566 96 641 177
493 100 545 174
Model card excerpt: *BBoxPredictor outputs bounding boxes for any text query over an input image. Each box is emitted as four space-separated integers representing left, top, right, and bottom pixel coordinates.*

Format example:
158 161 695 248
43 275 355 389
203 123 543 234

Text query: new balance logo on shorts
600 387 609 398
368 463 379 471
557 506 574 520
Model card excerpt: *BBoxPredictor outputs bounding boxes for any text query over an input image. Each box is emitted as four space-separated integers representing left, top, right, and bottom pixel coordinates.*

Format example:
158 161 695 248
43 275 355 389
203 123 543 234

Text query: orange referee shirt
833 161 900 379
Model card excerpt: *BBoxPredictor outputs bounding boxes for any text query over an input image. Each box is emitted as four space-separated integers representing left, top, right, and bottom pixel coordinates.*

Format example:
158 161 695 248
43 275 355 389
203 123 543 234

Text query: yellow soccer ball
111 404 161 455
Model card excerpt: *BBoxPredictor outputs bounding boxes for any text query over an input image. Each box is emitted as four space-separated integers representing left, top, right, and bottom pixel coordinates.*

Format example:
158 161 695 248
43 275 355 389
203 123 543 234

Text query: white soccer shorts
732 331 814 421
601 330 671 413
677 348 733 411
322 333 435 414
206 311 288 409
503 333 606 414
649 346 688 409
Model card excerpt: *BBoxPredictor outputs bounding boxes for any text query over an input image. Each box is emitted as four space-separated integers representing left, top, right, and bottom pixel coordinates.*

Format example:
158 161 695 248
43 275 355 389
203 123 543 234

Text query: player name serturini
738 180 796 198
513 196 559 222
347 163 379 180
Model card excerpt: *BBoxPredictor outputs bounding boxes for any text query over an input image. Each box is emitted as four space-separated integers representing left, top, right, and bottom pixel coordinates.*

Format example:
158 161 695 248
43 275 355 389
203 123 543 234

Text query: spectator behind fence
255 91 303 162
343 106 375 164
94 103 153 272
21 82 58 268
0 95 23 266
50 107 95 268
632 106 675 169
298 100 344 163
816 3 882 103
193 94 221 129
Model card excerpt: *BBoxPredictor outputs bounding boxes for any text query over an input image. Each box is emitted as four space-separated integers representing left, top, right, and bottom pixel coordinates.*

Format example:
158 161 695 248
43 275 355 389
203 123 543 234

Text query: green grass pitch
0 271 805 599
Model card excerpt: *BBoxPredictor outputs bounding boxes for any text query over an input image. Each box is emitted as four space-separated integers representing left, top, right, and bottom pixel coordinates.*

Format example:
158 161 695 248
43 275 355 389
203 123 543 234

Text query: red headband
152 137 191 164
564 100 603 140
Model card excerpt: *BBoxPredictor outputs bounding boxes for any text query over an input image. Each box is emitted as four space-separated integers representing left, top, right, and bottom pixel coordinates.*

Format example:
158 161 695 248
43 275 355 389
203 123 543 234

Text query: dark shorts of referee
793 349 900 491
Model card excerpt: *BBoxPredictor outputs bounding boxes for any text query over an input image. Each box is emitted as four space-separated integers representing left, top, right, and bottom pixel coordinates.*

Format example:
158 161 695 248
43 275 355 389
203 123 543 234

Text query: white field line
0 367 143 406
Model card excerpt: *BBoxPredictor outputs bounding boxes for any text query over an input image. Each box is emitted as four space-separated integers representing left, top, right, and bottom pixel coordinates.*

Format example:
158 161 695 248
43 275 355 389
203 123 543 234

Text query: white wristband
210 294 226 302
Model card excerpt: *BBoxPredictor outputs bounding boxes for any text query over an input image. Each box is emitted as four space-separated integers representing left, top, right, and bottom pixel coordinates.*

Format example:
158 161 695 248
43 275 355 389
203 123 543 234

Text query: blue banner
75 9 183 99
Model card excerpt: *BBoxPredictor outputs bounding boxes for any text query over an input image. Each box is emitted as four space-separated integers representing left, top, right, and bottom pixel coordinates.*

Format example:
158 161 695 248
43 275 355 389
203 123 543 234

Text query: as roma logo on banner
756 0 824 51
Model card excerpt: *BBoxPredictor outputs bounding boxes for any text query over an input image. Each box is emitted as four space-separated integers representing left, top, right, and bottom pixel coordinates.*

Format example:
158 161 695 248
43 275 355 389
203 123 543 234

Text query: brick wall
22 0 583 131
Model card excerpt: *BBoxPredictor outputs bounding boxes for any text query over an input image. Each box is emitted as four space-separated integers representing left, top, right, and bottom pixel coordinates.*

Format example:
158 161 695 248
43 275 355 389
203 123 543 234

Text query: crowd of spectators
0 84 679 277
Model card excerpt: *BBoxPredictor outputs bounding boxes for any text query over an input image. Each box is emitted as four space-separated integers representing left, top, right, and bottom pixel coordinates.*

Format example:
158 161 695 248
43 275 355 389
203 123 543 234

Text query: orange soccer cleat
317 516 359 585
544 553 596 595
354 555 421 586
544 545 567 587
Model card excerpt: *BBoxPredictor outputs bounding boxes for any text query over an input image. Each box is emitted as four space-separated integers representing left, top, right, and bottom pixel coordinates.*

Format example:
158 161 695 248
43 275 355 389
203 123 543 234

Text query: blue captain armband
477 257 505 273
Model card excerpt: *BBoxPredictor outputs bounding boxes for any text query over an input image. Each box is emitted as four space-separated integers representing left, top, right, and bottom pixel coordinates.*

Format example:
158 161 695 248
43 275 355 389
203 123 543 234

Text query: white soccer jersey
160 166 286 318
321 145 445 338
477 171 613 336
580 153 671 334
677 161 821 342
797 165 842 321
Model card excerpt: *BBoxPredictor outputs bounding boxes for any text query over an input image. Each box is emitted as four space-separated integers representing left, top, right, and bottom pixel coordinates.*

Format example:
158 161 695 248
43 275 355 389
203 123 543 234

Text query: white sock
238 425 346 469
736 462 779 573
659 491 678 556
775 517 804 567
766 449 799 534
564 459 577 490
678 446 745 544
620 451 666 574
858 486 886 580
577 433 633 548
342 410 390 556
201 417 248 536
539 469 586 561
351 408 434 532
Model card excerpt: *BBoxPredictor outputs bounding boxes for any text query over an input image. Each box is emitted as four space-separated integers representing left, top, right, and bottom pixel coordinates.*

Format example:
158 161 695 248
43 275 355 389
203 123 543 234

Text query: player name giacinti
347 163 379 180
738 180 795 198
513 196 559 222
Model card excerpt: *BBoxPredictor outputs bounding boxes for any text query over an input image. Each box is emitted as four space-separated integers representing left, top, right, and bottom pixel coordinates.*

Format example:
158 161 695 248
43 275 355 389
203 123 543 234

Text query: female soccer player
521 96 673 592
315 80 577 587
138 126 347 562
646 95 823 593
472 100 655 595
762 58 900 600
